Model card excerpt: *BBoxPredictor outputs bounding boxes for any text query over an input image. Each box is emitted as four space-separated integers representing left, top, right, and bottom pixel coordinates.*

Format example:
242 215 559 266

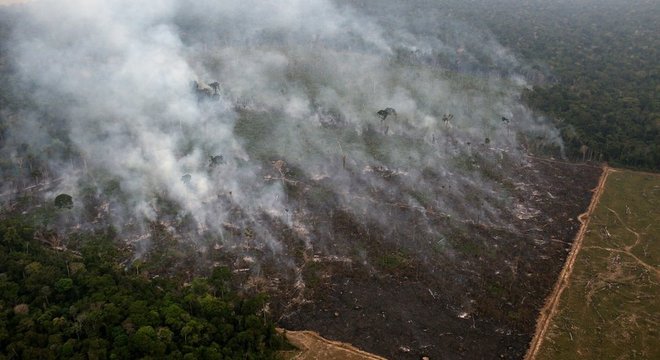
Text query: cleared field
534 169 659 359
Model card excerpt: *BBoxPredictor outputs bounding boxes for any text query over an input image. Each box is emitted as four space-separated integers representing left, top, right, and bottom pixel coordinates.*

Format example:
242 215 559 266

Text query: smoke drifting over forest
2 0 563 259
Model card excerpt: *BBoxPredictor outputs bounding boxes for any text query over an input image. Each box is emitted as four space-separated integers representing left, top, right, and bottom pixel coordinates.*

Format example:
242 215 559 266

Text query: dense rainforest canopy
449 0 659 169
0 212 287 359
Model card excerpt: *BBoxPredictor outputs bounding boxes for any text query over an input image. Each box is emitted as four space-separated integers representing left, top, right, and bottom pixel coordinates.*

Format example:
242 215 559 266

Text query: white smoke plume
2 0 563 259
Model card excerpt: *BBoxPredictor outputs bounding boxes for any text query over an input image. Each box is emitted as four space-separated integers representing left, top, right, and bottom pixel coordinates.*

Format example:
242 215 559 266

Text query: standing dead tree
442 113 454 128
209 81 221 95
377 107 397 134
377 107 397 121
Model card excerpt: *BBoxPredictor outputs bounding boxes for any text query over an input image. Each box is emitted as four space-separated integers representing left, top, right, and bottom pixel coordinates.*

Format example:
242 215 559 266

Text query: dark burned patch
270 159 602 360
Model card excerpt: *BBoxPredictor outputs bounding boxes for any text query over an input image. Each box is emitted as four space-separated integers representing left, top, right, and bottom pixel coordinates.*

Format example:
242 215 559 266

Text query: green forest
0 212 287 359
450 0 659 169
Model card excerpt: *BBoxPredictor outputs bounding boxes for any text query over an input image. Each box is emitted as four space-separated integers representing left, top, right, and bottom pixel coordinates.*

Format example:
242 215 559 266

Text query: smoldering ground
1 0 563 266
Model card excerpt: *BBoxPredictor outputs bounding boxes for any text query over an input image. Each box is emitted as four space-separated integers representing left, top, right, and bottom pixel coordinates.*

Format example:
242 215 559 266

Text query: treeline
448 0 659 169
0 214 287 359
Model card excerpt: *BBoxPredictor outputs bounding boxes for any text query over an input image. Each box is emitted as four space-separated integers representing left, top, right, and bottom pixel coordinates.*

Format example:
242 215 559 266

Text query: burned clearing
160 154 603 360
265 158 602 359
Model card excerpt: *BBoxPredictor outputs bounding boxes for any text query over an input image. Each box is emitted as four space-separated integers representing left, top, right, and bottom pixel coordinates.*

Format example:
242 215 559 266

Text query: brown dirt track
280 329 387 360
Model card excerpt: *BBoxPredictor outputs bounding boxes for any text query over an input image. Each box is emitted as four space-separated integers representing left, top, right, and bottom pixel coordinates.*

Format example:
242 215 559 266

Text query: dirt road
280 329 387 360
524 165 613 360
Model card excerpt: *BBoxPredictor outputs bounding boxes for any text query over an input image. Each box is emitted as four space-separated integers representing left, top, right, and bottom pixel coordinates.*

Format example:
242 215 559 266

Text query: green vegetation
537 170 659 359
448 0 659 169
0 215 287 359
54 194 73 209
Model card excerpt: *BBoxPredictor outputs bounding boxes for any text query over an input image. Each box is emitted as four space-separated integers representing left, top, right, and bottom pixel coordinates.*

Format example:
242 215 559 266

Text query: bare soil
279 329 386 360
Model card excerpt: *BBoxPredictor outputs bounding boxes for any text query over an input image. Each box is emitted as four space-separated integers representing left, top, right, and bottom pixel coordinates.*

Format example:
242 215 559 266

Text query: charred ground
269 158 602 359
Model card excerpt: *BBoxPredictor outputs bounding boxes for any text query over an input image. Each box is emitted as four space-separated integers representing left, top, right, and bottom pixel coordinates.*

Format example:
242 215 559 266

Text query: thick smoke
2 0 562 260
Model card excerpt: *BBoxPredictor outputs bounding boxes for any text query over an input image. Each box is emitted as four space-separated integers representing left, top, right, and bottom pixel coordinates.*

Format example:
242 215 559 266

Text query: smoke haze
1 0 563 261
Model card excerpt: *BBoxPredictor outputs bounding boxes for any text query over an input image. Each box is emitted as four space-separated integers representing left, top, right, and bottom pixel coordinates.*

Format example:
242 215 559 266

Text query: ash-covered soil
268 158 602 359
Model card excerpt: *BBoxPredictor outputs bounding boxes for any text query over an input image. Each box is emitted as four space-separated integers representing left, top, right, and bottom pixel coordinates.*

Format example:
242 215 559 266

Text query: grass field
535 169 659 359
